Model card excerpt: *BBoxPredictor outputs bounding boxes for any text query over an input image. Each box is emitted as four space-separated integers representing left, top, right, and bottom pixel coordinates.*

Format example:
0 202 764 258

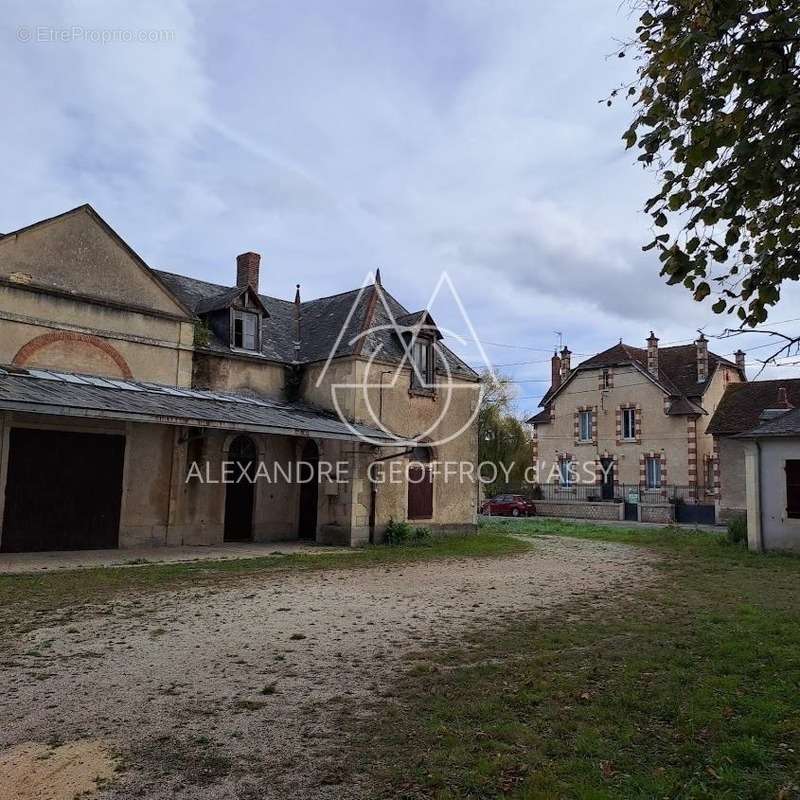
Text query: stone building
527 334 745 523
736 404 800 553
0 205 480 552
707 379 800 525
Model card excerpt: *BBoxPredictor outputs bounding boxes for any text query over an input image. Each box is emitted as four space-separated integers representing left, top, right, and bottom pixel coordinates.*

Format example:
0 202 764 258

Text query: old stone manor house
0 205 480 552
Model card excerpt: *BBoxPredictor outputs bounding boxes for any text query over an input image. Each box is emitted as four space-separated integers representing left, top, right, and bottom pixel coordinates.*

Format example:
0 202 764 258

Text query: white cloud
0 0 796 409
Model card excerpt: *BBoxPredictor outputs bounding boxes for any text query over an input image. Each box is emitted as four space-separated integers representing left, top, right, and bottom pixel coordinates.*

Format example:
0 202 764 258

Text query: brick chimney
551 351 562 391
695 333 709 383
777 386 794 409
236 252 261 292
735 349 746 375
646 331 659 376
559 346 571 383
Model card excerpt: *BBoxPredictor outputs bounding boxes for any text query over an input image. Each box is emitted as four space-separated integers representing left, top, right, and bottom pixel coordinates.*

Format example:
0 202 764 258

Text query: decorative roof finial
294 284 301 304
375 268 382 286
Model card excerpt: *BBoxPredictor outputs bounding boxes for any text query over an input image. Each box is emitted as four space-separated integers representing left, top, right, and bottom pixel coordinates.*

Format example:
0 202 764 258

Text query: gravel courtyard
0 536 655 800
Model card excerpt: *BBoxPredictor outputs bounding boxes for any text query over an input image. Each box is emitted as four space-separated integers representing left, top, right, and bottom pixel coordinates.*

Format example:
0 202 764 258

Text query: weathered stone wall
534 500 624 521
0 207 186 315
192 351 286 399
639 503 675 524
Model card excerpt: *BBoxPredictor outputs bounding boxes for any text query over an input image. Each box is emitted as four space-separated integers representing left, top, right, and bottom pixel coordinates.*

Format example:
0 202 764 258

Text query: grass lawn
359 519 800 800
0 530 529 622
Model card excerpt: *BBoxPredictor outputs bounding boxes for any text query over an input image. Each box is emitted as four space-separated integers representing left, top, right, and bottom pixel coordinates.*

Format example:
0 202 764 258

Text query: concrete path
0 541 345 575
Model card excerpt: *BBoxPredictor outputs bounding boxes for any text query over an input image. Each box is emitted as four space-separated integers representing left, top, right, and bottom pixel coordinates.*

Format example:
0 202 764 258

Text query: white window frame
578 410 593 442
645 456 662 489
558 458 574 487
622 408 636 441
232 309 259 351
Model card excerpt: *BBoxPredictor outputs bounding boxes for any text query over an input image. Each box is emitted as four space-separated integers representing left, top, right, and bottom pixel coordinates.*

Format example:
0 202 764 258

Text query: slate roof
0 365 412 444
156 270 476 379
707 379 800 436
529 340 740 425
739 406 800 438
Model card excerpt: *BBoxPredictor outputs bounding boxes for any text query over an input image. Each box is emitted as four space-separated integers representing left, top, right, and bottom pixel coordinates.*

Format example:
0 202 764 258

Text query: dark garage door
1 428 126 552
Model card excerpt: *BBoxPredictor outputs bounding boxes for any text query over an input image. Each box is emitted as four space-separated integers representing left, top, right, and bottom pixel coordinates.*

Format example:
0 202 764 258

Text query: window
787 460 800 519
705 457 715 492
412 338 434 387
233 310 259 351
622 408 636 440
645 456 662 489
558 458 574 486
601 369 611 389
578 410 593 442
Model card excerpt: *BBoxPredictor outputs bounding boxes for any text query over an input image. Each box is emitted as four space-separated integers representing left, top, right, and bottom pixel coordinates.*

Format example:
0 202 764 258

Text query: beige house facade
708 380 800 524
0 205 480 553
528 336 745 521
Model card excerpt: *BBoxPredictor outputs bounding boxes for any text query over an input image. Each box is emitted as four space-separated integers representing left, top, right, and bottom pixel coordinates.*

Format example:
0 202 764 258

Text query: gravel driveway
0 536 655 800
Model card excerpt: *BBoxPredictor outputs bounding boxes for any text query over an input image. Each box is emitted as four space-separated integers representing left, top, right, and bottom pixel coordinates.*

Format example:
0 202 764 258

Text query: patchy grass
0 531 530 621
357 519 800 799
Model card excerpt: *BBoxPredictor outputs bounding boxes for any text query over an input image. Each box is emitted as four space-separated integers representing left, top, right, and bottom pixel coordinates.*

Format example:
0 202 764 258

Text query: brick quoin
12 332 134 379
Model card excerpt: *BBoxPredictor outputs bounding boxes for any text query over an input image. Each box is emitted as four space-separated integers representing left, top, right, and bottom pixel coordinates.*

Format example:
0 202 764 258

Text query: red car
481 494 536 517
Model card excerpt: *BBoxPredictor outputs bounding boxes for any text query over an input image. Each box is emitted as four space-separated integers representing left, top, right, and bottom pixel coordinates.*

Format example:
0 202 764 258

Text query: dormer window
412 337 434 388
232 309 259 351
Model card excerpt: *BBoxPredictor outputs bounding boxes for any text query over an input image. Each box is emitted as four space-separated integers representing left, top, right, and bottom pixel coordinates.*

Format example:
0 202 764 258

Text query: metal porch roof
0 366 413 445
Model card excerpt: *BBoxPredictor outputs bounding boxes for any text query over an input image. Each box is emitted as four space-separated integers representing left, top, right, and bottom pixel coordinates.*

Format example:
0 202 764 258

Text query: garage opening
1 428 126 552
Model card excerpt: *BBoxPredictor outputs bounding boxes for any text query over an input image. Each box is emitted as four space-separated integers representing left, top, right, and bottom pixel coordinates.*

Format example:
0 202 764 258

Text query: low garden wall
535 500 624 522
638 503 675 524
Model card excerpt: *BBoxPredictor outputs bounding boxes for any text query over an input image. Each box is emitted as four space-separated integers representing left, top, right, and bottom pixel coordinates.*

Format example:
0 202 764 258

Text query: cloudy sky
2 0 798 417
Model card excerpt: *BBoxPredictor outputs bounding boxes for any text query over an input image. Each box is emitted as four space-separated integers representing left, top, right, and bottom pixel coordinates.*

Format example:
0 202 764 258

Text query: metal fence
498 483 714 505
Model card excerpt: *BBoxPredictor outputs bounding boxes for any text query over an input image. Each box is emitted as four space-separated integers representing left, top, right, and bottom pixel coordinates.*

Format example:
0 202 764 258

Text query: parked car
480 494 536 517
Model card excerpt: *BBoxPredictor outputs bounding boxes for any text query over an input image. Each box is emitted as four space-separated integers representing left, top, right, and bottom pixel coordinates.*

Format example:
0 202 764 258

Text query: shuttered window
787 460 800 519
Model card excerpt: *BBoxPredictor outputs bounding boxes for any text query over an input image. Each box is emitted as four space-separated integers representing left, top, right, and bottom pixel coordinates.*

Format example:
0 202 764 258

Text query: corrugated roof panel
0 366 412 445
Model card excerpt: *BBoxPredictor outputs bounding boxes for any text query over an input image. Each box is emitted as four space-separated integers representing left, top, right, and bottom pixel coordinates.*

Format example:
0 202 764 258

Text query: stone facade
528 336 744 521
0 205 479 551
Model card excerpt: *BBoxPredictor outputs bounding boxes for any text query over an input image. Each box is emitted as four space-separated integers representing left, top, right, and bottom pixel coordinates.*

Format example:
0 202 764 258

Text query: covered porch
0 366 412 553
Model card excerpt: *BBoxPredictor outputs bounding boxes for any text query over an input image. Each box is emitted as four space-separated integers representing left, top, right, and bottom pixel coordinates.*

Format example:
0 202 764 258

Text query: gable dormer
396 310 442 389
195 284 268 353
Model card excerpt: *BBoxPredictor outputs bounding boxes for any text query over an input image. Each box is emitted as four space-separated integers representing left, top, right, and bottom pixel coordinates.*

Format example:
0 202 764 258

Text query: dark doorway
224 435 257 542
298 440 319 540
600 457 615 501
1 427 125 552
408 446 433 520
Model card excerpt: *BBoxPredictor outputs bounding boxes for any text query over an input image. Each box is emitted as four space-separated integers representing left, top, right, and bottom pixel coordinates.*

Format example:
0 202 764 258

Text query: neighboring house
737 402 800 552
0 205 479 553
527 334 745 521
707 380 800 525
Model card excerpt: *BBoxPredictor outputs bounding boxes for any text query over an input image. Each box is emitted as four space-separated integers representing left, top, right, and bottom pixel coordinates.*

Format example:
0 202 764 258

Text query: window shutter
786 460 800 519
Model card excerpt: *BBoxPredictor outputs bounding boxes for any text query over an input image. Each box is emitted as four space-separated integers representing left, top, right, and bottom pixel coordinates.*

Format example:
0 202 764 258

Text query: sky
2 0 798 419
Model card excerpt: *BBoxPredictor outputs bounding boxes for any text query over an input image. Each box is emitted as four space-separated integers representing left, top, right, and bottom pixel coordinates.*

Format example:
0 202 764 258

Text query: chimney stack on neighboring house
777 386 794 409
646 331 659 375
735 349 746 375
695 333 709 382
559 346 571 383
551 351 562 391
236 251 261 292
